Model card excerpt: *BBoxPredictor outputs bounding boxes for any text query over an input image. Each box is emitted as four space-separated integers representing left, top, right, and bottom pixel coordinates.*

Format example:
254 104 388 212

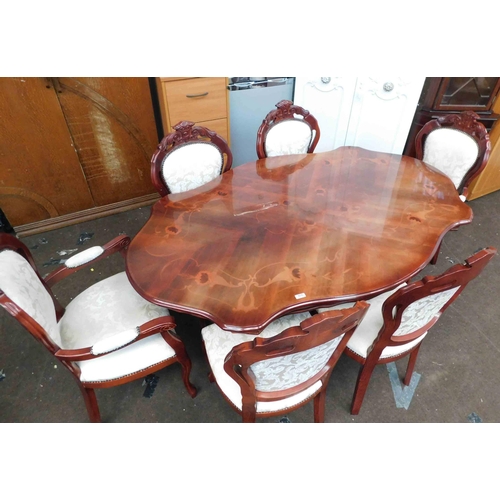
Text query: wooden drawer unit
157 77 230 144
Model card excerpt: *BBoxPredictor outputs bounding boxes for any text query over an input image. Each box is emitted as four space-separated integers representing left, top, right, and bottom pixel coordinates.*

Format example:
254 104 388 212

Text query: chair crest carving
158 121 220 150
432 111 490 142
264 100 312 124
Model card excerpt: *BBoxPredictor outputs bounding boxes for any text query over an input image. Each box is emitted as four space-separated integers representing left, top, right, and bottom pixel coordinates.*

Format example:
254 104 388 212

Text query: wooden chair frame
346 247 496 415
256 100 320 159
218 302 369 422
415 110 491 197
151 120 233 197
0 233 197 422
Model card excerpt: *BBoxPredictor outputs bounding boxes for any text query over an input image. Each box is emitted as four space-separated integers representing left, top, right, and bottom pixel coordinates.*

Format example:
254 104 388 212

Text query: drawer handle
186 92 209 98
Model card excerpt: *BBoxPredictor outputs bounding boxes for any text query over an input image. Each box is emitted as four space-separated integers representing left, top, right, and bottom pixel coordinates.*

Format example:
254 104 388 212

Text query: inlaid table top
126 146 473 333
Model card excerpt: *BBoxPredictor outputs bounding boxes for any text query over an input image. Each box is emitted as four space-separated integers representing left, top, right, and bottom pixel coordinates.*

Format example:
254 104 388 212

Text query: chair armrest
54 315 176 361
44 235 130 287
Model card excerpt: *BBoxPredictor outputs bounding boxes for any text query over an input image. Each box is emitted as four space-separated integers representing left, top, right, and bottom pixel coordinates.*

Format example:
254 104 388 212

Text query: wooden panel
164 77 227 125
55 77 158 207
0 78 94 227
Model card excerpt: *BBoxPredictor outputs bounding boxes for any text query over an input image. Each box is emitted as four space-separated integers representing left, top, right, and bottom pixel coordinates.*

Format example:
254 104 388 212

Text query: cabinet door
0 78 94 227
294 77 357 152
433 77 500 111
344 77 426 154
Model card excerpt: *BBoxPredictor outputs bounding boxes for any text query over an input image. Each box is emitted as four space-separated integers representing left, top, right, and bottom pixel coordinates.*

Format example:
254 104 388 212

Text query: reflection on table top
126 146 473 333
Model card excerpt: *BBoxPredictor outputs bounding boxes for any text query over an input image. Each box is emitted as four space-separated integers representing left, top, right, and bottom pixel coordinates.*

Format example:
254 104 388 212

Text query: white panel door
294 77 357 152
344 77 426 154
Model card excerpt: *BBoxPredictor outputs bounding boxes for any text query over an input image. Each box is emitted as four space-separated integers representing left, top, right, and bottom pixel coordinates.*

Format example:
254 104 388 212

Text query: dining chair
151 120 233 196
256 100 320 159
0 233 197 422
415 111 491 264
415 111 491 200
201 302 369 423
317 247 496 415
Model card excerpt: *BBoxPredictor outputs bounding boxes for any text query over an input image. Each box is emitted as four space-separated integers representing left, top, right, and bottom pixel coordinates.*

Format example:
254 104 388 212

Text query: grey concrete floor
1 191 500 423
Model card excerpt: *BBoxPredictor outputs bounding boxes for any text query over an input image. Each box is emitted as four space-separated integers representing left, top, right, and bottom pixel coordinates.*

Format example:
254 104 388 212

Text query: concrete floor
1 190 499 423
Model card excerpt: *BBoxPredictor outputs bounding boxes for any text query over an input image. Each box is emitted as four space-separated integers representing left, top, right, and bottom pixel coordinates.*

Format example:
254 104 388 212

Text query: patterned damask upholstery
0 250 60 345
423 128 479 190
0 249 176 384
161 142 224 194
59 272 176 382
318 283 460 359
202 312 327 413
265 120 313 157
251 336 344 392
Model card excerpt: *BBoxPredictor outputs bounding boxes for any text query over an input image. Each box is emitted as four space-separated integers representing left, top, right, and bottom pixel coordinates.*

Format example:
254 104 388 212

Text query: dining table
125 146 473 334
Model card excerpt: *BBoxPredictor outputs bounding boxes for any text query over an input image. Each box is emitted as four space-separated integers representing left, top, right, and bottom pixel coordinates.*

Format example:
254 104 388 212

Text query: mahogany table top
126 146 473 333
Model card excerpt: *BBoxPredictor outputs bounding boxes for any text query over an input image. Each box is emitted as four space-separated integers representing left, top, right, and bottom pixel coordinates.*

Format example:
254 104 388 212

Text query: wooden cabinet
0 77 160 235
156 77 230 143
403 78 500 157
402 77 500 200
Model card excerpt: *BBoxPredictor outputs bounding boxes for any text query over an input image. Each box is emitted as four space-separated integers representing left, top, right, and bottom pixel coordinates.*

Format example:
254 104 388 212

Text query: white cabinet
294 77 425 155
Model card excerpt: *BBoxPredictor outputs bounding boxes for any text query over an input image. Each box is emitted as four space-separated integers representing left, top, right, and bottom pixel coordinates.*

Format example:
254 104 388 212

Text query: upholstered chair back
384 286 460 354
161 142 224 194
415 111 490 195
151 120 233 197
223 302 369 401
264 119 314 158
249 335 344 392
0 249 61 345
422 129 479 190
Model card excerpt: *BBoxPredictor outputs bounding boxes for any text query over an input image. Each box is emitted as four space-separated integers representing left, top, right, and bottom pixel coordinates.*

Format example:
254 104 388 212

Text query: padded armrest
91 327 140 355
44 235 130 288
65 246 104 268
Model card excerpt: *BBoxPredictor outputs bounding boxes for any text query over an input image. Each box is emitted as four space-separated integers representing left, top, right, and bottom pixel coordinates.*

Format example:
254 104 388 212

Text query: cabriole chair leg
179 359 197 398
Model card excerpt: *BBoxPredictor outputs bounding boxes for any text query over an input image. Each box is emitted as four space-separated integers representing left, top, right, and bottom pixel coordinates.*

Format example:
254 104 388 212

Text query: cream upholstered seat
151 120 233 196
58 272 178 383
256 100 320 159
318 247 496 415
202 302 369 423
0 234 196 422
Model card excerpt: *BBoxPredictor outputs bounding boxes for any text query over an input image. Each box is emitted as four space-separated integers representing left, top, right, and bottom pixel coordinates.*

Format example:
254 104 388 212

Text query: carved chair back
256 100 320 159
223 302 369 419
344 247 496 415
365 247 496 363
151 120 233 196
415 111 491 196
